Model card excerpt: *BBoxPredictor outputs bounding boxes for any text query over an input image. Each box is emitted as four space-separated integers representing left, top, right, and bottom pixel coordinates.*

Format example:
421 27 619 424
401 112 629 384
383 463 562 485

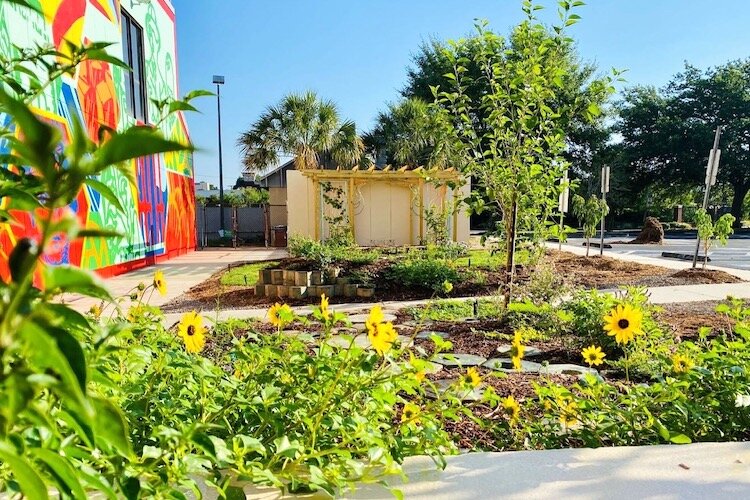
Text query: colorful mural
0 0 195 279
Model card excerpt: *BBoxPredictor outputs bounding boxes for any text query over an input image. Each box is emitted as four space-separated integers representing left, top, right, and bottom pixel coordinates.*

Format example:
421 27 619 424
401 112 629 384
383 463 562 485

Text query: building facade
0 0 195 279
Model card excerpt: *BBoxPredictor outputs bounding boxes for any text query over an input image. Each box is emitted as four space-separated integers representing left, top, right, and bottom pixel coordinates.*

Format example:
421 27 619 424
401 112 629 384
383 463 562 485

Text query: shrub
387 259 460 294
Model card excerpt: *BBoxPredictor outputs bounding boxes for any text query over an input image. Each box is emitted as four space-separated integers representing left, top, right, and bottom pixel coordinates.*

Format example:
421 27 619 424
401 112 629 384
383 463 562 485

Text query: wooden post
313 177 321 240
348 177 355 240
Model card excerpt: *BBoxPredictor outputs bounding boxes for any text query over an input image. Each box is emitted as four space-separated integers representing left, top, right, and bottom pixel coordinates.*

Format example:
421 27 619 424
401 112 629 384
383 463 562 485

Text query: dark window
121 10 147 122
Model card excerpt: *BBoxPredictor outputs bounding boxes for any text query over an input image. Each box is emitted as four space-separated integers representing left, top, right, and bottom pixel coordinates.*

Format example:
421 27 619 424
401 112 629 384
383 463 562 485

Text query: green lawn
221 261 279 287
407 297 505 322
455 248 534 268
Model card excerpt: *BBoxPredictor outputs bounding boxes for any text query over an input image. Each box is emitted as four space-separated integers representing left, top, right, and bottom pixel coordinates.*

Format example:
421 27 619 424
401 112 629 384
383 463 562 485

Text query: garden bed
161 249 744 313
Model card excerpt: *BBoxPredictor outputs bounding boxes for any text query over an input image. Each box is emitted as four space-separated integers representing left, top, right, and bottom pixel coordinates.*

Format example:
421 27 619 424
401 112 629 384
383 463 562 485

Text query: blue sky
173 0 750 188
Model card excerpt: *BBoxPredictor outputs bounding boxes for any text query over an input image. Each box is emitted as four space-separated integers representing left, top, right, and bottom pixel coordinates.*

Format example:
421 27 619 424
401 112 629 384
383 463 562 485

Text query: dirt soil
161 250 744 313
547 251 743 289
656 300 738 339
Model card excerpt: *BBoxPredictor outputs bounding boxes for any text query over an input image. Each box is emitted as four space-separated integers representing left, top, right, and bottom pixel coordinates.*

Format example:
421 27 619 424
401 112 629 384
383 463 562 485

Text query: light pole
213 75 225 233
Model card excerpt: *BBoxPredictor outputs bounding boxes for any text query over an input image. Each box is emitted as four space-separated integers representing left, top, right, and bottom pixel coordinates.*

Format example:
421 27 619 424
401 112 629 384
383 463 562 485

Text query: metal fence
196 204 268 247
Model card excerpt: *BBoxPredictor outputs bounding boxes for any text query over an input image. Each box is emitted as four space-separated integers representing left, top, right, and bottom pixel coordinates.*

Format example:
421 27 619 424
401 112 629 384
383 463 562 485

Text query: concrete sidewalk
345 442 750 500
62 247 287 313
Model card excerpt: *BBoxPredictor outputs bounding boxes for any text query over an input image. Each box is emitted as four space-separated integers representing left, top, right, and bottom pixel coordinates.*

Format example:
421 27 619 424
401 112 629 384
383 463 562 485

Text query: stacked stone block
254 269 375 299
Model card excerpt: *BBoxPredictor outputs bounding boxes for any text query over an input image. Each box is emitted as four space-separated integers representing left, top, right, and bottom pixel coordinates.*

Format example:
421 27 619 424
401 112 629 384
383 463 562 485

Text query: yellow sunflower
603 304 643 344
672 353 694 373
366 305 385 334
153 270 167 296
463 367 481 388
178 311 206 354
414 371 426 383
502 395 521 426
268 303 293 328
368 321 397 355
559 401 579 429
320 293 331 320
510 331 525 370
581 345 606 367
401 403 421 424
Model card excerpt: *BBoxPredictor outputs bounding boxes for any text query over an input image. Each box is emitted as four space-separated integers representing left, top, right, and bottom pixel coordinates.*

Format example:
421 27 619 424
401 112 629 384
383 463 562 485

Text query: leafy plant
387 259 460 294
694 208 736 268
0 42 196 498
572 194 609 257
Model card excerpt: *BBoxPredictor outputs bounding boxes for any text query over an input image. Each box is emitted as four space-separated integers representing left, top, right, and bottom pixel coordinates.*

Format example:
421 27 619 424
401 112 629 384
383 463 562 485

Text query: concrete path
345 442 750 500
62 247 287 313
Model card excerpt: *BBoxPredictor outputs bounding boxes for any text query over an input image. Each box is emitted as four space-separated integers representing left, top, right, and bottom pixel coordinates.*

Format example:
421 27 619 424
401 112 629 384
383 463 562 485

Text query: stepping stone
348 313 397 325
426 379 483 402
497 344 542 357
539 364 598 377
433 353 487 367
324 335 371 349
395 335 414 347
483 358 542 373
415 330 451 340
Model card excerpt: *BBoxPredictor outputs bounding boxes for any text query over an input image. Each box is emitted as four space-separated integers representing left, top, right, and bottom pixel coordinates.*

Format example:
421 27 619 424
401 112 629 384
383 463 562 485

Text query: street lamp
213 75 225 233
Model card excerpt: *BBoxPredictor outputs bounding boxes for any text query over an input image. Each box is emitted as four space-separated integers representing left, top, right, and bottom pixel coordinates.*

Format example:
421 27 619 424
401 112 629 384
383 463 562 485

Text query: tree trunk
504 197 518 307
730 183 749 228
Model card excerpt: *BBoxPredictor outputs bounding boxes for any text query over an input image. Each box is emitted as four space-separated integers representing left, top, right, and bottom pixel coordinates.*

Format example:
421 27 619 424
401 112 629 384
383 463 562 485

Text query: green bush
387 259 460 294
288 236 379 270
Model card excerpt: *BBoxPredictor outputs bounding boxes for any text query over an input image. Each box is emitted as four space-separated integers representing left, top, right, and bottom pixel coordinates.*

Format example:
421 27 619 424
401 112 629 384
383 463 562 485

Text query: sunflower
581 345 606 367
366 305 385 334
178 311 206 354
603 304 643 344
153 270 167 296
502 395 521 426
268 303 293 328
401 403 421 424
88 304 102 319
320 293 331 320
559 401 579 429
672 353 694 373
463 367 481 388
510 331 525 370
414 371 425 383
368 321 397 355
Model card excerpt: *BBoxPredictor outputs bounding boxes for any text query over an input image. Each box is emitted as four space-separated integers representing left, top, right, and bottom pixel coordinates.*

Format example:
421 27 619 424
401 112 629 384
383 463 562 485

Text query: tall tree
238 91 364 171
617 60 750 224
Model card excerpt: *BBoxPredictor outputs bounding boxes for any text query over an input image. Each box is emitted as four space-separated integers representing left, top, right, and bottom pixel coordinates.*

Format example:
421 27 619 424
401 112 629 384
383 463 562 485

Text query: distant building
195 181 217 191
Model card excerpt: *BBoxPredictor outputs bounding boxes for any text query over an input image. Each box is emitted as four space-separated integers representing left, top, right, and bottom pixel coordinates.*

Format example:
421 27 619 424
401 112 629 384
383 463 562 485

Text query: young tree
572 194 609 257
694 209 736 269
431 1 616 299
238 91 364 171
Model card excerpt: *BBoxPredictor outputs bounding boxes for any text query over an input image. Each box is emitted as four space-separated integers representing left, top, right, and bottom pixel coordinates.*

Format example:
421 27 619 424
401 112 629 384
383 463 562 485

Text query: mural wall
0 0 196 279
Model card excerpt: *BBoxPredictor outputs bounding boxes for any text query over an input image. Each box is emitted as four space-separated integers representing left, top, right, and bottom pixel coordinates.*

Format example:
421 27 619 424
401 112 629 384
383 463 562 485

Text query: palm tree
238 91 364 171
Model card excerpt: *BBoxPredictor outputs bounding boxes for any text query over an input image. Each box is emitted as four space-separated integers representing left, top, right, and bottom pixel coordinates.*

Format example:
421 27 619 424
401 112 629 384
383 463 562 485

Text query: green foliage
616 59 750 223
387 259 460 294
407 298 505 322
431 4 617 275
99 305 466 496
225 187 270 207
0 35 197 497
238 91 365 171
571 194 609 256
694 208 736 267
287 236 379 272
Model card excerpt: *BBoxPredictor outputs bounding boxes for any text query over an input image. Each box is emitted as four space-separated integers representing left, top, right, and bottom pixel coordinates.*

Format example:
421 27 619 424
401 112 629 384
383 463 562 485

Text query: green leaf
41 303 93 335
191 432 216 459
92 397 133 458
84 49 129 70
83 177 124 213
91 126 192 172
30 448 87 499
225 486 246 500
669 433 692 444
5 374 33 427
184 89 215 100
48 326 88 391
168 100 199 114
44 266 112 301
0 441 49 500
75 228 123 239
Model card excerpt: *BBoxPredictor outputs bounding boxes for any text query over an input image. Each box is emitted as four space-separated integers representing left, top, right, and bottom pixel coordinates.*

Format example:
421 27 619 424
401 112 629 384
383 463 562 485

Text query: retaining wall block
270 270 284 285
289 286 308 299
294 271 312 287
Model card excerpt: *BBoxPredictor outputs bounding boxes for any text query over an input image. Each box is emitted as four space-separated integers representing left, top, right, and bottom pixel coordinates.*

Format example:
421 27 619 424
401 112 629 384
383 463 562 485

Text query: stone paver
433 353 487 367
539 363 598 377
483 358 542 373
497 344 542 357
416 330 451 340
